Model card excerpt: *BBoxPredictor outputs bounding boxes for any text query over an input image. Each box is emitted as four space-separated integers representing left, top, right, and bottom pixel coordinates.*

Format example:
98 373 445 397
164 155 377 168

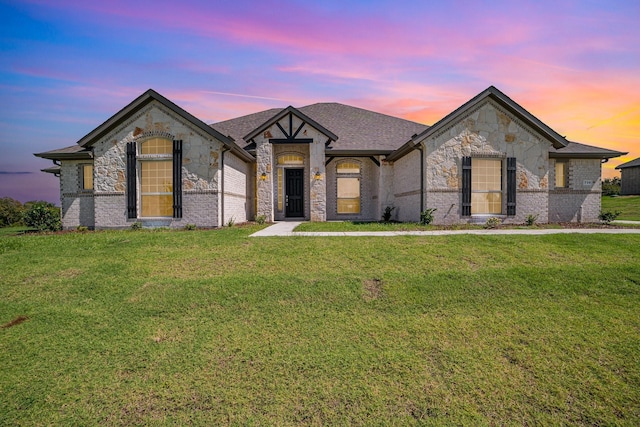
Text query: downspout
221 148 229 226
417 144 424 212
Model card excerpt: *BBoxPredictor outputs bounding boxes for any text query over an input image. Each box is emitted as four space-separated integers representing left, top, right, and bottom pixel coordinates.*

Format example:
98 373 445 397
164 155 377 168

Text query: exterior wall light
314 172 322 180
260 172 268 181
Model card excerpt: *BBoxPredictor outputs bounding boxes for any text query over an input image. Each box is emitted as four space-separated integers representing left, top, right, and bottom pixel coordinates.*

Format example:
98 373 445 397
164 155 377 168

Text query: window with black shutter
126 142 137 219
461 156 471 216
506 157 516 216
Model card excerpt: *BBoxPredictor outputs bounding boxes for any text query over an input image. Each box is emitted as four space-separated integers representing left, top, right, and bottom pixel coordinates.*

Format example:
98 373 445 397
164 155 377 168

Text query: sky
1 0 639 204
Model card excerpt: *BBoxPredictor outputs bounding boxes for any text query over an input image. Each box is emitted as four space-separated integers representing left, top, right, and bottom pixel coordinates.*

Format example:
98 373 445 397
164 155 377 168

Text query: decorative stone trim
62 192 96 198
517 189 548 193
183 189 219 195
224 191 246 199
93 192 125 196
133 130 175 142
428 189 462 193
470 152 506 158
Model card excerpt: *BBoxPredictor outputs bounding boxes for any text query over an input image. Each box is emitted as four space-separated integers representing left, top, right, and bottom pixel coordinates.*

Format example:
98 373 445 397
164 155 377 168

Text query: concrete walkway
250 221 640 237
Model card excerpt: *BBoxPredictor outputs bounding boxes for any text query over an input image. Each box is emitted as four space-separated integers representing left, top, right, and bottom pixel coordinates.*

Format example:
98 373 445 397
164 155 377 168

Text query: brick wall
549 158 602 222
326 157 379 221
223 151 249 224
60 160 95 229
392 150 421 222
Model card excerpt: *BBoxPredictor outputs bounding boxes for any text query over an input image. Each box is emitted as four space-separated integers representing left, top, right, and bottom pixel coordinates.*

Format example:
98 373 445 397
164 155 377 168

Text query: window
139 138 173 217
555 161 567 188
82 164 93 190
471 158 502 214
337 161 361 214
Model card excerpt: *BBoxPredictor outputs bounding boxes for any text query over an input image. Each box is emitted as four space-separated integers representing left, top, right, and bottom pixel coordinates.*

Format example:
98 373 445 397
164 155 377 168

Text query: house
35 86 625 229
616 157 640 195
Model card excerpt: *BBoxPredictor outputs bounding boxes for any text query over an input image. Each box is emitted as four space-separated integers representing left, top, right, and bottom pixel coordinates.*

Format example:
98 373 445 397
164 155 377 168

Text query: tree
602 177 621 196
0 197 24 227
23 201 61 231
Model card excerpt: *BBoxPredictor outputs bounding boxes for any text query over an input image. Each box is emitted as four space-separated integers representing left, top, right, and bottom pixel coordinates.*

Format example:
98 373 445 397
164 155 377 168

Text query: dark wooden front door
285 169 304 217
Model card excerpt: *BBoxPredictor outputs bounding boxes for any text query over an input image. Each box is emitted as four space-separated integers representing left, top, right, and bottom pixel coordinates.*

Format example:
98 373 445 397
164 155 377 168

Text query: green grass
0 226 35 236
602 195 640 221
1 227 639 425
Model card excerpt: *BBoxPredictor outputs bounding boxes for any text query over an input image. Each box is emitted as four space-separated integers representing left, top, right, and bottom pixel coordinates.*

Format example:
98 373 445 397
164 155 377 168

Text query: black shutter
173 140 183 219
126 142 137 219
506 157 516 216
461 156 471 216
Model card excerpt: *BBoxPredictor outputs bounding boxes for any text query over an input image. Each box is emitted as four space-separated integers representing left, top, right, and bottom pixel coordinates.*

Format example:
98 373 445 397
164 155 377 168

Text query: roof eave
325 149 392 157
550 151 627 160
34 151 92 160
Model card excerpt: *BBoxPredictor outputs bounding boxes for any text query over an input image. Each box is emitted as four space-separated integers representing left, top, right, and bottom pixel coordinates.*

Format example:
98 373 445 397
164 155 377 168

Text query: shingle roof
211 103 428 153
549 141 627 159
616 157 640 169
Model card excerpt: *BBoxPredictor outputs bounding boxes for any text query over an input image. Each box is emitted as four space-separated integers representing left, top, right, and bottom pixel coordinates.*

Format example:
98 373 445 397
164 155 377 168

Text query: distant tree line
0 197 61 231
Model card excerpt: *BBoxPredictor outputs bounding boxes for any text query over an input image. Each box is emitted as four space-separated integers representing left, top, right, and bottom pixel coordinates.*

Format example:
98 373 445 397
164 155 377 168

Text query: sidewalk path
250 222 640 237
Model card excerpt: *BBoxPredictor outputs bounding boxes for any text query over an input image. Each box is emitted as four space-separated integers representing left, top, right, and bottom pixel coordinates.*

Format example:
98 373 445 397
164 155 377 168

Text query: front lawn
602 195 640 221
1 227 639 425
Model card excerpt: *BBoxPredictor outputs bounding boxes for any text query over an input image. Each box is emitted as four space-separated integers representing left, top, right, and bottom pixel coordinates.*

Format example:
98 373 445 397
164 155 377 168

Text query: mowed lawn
1 227 639 425
602 195 640 221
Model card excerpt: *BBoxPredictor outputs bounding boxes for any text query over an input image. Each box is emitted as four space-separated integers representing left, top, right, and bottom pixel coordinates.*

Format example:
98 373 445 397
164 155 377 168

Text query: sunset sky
1 0 638 203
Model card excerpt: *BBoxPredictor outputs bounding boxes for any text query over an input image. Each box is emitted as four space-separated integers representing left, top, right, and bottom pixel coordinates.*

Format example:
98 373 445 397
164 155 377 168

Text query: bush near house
22 201 61 231
1 228 639 425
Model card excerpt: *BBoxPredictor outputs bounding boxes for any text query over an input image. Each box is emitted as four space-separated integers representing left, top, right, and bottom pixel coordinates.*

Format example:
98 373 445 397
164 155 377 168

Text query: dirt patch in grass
362 278 384 301
2 315 28 329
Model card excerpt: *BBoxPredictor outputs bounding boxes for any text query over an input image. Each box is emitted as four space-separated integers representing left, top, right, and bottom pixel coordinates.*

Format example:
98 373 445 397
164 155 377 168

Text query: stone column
309 138 326 221
256 140 274 221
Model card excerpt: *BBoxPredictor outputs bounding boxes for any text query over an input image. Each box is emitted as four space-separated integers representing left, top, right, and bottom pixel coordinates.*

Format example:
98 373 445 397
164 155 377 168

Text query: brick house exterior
36 86 625 229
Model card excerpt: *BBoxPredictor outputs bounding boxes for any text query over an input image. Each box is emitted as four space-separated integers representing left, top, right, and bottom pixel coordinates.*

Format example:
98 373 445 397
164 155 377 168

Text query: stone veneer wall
421 99 552 224
91 100 230 228
326 157 379 221
59 160 95 229
254 113 327 221
549 158 602 222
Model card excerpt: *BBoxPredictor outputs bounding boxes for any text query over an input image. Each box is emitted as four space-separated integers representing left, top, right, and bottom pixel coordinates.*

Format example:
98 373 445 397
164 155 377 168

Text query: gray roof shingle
549 141 626 159
616 157 640 169
211 103 428 153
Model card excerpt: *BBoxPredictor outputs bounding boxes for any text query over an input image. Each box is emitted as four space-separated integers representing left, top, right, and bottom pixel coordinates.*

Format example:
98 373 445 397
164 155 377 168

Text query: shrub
382 206 395 222
130 221 142 230
419 208 437 225
599 210 621 225
184 224 197 231
602 177 621 196
227 217 235 227
76 226 89 232
255 214 266 225
484 217 501 229
525 214 539 226
22 201 61 232
0 197 24 227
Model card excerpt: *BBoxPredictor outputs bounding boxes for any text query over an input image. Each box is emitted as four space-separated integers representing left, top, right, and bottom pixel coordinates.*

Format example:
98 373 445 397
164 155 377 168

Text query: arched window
140 138 173 217
336 161 361 214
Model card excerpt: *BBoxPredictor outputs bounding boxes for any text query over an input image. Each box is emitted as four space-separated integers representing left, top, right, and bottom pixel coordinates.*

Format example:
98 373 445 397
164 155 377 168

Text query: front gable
244 106 338 145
